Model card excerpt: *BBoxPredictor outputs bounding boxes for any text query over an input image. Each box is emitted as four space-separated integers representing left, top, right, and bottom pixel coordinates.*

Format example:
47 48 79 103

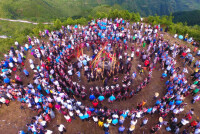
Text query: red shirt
186 114 192 120
87 110 92 116
191 121 197 126
45 114 51 122
116 23 119 27
92 101 98 108
47 57 51 62
144 60 150 66
156 26 159 29
182 52 187 57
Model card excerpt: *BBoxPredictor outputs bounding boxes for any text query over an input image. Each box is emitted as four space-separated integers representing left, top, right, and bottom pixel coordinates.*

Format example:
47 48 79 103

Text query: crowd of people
0 18 199 134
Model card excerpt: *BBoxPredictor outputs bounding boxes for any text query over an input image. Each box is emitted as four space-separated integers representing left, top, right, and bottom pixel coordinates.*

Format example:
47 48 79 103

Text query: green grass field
0 20 36 56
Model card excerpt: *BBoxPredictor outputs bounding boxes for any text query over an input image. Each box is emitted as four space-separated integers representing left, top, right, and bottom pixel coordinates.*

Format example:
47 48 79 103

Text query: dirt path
0 18 53 25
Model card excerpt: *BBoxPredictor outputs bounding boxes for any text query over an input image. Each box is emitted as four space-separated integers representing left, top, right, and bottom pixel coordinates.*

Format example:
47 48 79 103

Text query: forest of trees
173 10 200 26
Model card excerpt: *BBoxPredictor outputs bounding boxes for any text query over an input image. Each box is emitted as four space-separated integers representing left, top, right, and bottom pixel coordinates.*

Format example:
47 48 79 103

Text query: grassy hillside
0 20 36 53
173 10 200 26
0 0 200 22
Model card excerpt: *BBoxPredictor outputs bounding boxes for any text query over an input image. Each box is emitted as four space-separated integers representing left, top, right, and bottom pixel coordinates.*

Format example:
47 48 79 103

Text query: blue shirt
175 100 182 105
89 95 95 101
112 119 118 124
156 100 161 105
147 108 152 113
23 69 29 75
77 71 81 77
109 96 116 101
37 85 42 90
169 100 174 106
118 126 125 132
98 96 105 101
82 60 87 66
162 73 167 78
4 77 10 83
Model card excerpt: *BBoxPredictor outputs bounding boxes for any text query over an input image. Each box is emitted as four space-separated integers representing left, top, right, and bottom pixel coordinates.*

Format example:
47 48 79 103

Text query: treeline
146 15 200 41
172 10 200 26
53 9 141 29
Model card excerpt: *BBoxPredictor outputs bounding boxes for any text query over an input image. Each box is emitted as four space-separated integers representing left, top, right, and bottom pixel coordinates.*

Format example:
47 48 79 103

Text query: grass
0 20 36 56
0 20 35 36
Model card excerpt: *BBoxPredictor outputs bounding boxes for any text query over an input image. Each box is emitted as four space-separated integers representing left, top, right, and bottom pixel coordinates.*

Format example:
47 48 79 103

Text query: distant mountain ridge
0 0 200 21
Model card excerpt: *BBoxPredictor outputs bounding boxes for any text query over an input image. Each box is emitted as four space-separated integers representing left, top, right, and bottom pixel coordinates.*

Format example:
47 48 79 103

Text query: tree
77 17 87 25
53 19 62 30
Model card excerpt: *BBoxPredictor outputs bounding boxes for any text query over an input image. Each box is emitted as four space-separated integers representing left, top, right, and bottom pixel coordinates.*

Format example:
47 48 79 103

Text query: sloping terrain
0 23 199 134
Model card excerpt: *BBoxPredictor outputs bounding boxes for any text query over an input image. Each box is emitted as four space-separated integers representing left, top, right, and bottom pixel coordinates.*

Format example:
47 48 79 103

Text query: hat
130 125 135 131
155 92 159 97
38 118 43 122
120 116 124 120
159 117 163 122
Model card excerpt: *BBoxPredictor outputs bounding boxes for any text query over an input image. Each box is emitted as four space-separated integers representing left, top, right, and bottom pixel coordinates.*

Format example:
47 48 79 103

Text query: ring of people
1 18 200 134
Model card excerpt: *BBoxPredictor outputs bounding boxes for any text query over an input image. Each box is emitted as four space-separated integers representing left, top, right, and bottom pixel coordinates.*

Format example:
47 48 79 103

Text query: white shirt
50 69 54 74
93 116 98 122
56 96 61 103
68 70 73 75
9 62 14 68
64 115 70 120
69 111 74 116
131 120 137 125
173 108 179 114
29 59 33 64
58 124 65 132
30 64 35 69
15 41 19 46
194 128 200 134
0 97 6 103
40 120 47 126
181 119 189 125
34 97 39 103
45 130 53 134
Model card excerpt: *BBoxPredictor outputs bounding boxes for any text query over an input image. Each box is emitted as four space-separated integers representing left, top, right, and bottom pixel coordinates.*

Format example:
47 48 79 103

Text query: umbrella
4 77 10 83
179 35 183 40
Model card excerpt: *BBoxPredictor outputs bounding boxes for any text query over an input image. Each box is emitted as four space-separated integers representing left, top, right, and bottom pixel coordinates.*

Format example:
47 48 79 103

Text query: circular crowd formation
0 18 200 134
